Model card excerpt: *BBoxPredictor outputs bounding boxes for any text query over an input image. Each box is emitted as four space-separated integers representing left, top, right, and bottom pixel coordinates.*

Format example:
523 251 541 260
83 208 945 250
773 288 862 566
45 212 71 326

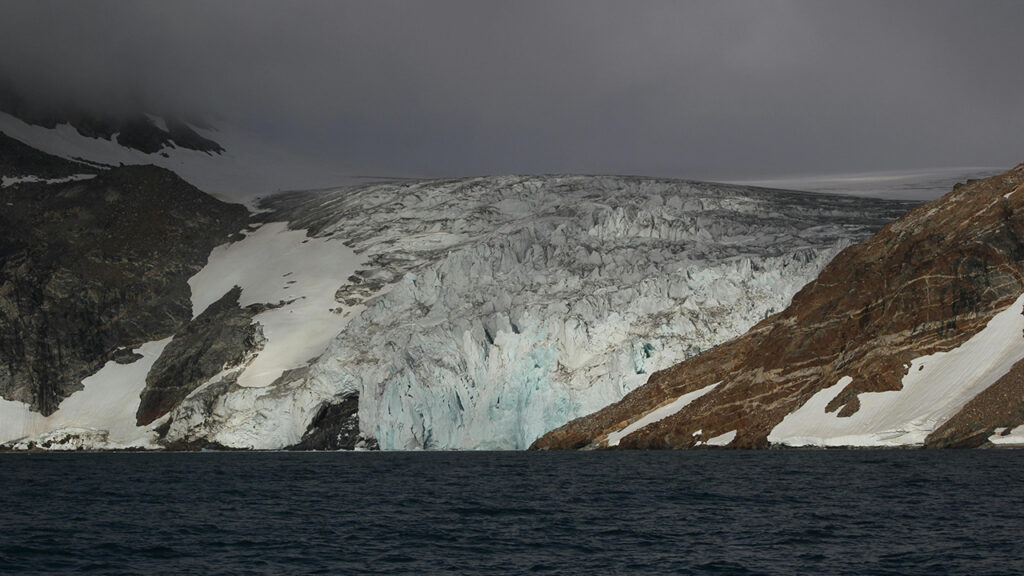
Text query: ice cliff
164 175 912 449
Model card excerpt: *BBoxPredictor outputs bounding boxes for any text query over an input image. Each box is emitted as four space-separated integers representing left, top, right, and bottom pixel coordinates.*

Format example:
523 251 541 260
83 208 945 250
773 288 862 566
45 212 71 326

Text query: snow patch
0 338 172 450
768 293 1024 447
1 173 96 188
605 382 719 447
989 425 1024 446
705 430 737 446
188 222 365 389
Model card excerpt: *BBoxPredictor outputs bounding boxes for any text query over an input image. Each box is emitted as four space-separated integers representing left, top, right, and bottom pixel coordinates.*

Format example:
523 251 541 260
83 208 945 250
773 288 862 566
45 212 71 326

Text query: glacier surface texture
169 175 912 449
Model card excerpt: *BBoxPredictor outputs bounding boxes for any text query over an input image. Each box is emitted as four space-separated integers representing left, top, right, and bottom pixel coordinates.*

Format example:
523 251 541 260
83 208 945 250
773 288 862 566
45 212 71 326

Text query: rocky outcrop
924 359 1024 448
0 162 250 414
533 165 1024 450
287 395 378 451
136 286 269 426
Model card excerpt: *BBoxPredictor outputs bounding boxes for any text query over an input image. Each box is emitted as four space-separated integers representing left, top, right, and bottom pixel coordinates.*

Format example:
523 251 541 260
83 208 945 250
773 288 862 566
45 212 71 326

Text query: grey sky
1 0 1021 180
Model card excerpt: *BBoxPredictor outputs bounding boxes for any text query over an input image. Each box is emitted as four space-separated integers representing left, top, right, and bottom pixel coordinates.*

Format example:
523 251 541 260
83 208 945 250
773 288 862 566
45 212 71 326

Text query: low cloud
2 0 1022 179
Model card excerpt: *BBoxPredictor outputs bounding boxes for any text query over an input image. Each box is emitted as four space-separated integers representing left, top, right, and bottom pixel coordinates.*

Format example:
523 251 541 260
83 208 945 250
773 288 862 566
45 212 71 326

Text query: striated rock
0 161 250 414
533 164 1024 450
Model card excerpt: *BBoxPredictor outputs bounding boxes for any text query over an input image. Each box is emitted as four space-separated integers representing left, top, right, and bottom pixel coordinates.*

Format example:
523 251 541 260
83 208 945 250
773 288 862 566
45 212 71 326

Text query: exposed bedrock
287 395 378 451
136 286 268 426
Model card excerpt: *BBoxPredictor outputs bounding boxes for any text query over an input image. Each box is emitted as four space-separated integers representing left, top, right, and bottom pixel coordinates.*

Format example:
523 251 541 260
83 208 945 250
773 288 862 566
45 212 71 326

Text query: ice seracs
164 175 910 450
533 165 1024 451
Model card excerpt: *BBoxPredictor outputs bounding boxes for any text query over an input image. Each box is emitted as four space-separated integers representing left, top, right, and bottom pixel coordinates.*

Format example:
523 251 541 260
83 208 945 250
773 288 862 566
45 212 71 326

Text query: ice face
166 175 912 450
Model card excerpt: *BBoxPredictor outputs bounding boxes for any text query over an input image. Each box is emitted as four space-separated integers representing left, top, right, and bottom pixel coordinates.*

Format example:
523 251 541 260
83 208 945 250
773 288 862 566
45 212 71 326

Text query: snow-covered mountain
0 110 355 205
534 164 1024 450
156 176 912 450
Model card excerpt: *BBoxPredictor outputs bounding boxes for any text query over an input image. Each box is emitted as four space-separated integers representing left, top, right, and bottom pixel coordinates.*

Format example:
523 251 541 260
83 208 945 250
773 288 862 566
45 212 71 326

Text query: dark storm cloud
1 0 1021 179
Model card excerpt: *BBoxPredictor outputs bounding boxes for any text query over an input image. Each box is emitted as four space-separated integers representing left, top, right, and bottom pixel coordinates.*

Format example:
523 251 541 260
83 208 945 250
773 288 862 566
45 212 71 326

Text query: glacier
162 175 912 450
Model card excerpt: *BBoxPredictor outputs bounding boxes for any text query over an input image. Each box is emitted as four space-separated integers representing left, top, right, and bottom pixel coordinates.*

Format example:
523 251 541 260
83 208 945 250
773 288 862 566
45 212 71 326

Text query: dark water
1 451 1022 575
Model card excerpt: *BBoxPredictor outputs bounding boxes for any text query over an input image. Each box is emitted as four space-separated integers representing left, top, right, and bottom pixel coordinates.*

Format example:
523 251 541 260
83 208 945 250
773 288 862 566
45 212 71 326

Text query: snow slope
160 175 911 450
0 338 171 450
768 294 1024 447
187 222 365 389
155 222 366 449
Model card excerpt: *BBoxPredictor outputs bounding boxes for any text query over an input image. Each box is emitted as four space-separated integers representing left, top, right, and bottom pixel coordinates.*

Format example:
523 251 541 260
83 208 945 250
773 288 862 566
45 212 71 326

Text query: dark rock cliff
0 157 249 414
136 286 270 426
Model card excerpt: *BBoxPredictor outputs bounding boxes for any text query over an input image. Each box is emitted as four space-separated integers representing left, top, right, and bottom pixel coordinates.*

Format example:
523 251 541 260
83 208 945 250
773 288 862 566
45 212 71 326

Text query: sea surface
1 451 1021 575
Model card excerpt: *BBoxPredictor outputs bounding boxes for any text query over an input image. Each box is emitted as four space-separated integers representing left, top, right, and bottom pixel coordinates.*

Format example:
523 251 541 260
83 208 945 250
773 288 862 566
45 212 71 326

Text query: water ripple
0 451 1022 575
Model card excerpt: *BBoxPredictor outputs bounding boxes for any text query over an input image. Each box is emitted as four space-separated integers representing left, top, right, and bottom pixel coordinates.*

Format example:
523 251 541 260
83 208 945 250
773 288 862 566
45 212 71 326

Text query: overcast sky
1 0 1021 180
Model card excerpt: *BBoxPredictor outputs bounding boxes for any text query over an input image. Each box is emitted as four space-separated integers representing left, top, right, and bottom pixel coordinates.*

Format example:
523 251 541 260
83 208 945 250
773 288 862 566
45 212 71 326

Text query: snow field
768 293 1024 447
0 338 172 449
188 222 365 389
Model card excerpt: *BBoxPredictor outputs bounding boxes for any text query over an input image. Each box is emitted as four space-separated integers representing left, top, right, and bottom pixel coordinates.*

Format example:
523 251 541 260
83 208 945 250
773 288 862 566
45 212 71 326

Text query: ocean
1 450 1021 575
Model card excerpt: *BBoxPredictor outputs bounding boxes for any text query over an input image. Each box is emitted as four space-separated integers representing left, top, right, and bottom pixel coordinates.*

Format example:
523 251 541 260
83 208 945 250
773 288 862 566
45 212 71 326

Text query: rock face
0 154 250 415
287 395 376 451
533 165 1024 450
136 286 268 426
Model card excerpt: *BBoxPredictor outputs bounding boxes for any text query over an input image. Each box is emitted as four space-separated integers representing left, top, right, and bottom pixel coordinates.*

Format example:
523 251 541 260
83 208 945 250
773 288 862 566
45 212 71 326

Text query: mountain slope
0 142 250 448
156 176 914 450
0 131 920 450
0 111 355 204
532 165 1024 450
0 85 222 155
